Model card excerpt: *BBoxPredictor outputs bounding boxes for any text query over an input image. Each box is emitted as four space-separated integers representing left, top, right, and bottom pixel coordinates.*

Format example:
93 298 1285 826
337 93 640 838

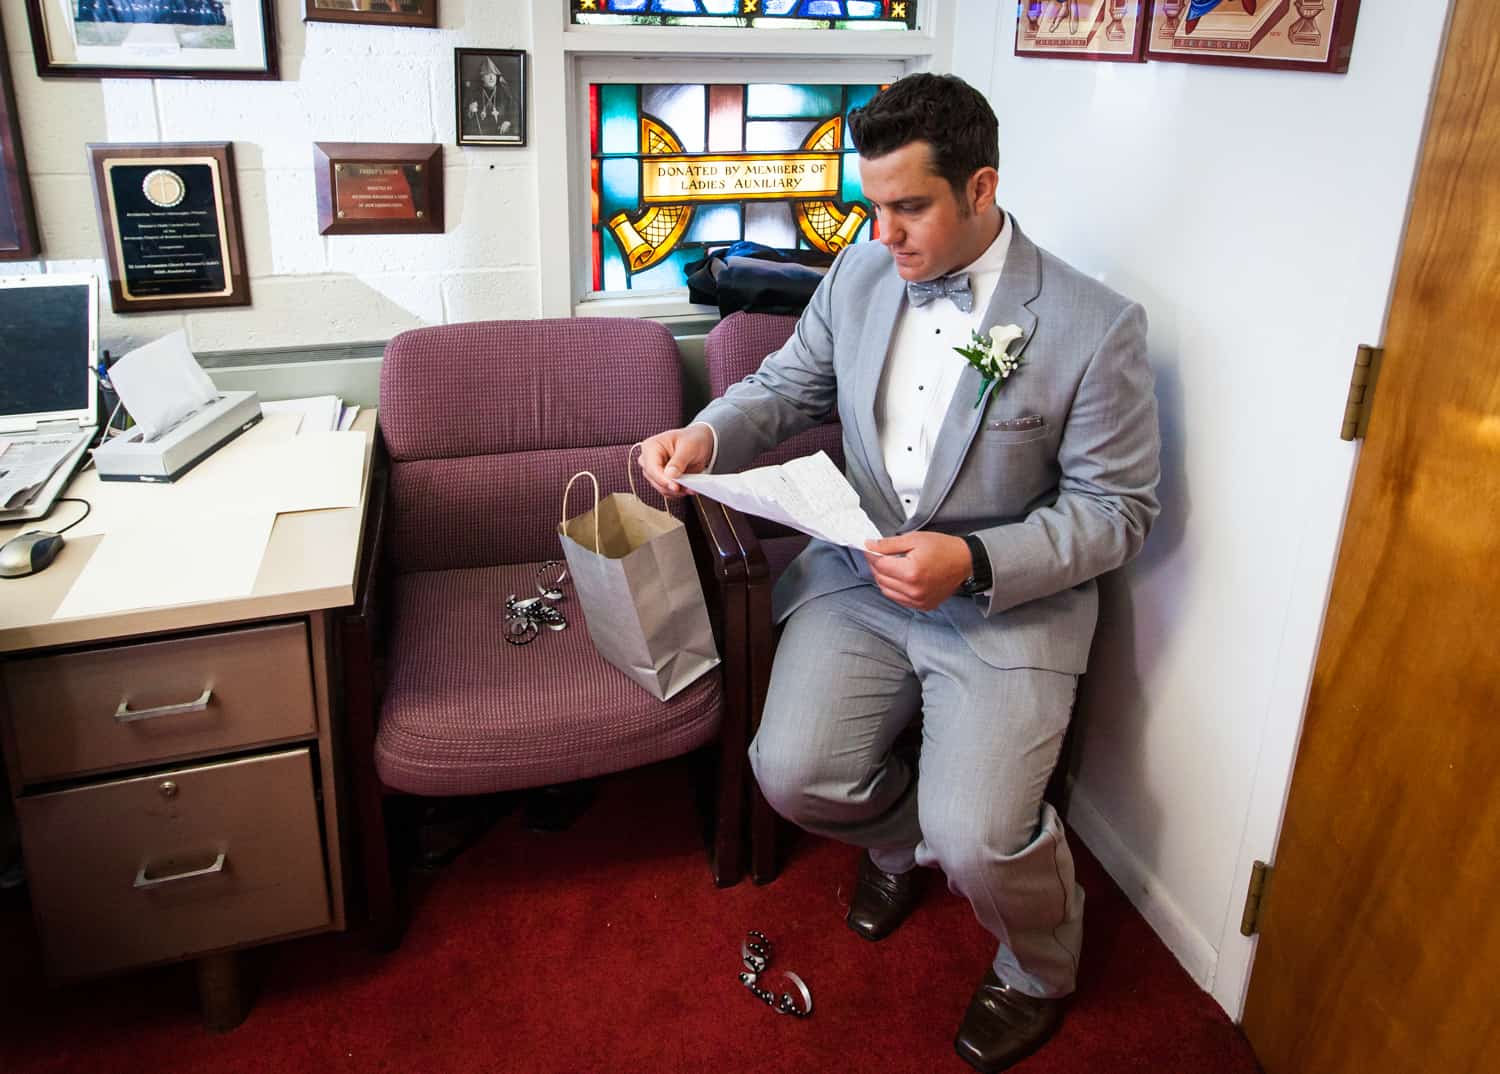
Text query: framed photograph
1145 0 1363 74
455 49 526 147
87 142 250 313
304 1 438 29
25 0 278 81
0 24 40 261
313 142 444 235
1015 1 1149 63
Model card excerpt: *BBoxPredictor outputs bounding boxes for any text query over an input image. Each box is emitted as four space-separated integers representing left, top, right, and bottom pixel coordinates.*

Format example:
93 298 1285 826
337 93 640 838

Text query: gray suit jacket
694 218 1161 674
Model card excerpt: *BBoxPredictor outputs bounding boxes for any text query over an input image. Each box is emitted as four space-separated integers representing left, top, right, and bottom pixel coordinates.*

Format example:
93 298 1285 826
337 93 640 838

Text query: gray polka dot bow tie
905 272 974 313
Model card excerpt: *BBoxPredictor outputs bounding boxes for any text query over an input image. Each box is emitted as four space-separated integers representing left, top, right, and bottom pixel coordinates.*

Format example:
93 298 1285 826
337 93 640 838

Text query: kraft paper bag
557 469 720 701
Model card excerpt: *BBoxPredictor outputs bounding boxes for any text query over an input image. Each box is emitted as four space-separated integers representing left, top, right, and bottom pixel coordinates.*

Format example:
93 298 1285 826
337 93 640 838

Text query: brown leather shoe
952 970 1065 1073
844 852 921 941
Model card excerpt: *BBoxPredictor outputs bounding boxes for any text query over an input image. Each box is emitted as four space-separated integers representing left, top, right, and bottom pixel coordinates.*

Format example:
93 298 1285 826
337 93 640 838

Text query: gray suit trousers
748 584 1084 999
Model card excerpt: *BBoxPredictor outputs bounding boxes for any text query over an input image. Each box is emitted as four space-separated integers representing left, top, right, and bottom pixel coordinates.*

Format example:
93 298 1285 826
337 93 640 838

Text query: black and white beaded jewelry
535 560 568 601
741 929 772 975
502 594 567 646
736 930 811 1018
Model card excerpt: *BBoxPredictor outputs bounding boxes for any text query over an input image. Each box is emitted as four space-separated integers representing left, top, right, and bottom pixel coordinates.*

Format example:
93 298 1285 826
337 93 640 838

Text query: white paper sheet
54 510 277 620
337 405 361 432
66 416 363 538
106 330 219 441
680 450 883 551
262 395 342 435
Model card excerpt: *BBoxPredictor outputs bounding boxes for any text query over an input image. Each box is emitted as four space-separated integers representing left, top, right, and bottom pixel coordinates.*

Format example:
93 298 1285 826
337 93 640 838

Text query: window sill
573 292 722 335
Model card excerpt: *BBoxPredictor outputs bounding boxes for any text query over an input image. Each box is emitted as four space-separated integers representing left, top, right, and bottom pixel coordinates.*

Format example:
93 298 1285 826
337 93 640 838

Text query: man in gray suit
640 74 1159 1073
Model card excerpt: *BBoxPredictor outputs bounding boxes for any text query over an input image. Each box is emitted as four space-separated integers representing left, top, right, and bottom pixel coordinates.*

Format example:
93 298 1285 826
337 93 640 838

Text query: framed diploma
0 23 40 261
26 0 278 81
313 142 444 235
87 142 251 314
304 0 438 28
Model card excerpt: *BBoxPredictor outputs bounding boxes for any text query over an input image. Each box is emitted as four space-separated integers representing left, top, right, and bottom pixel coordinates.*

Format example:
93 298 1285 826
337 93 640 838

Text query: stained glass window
590 82 880 294
572 1 916 30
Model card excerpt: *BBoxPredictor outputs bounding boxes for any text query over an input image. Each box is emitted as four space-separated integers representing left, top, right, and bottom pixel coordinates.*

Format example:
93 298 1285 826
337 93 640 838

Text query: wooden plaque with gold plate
314 142 444 236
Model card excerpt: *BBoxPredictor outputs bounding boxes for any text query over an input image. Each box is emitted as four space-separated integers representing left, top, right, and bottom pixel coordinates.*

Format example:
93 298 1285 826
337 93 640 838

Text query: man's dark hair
847 74 999 199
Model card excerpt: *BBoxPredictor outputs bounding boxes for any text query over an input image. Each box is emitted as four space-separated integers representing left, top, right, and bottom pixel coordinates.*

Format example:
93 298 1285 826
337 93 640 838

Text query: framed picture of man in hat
455 48 526 147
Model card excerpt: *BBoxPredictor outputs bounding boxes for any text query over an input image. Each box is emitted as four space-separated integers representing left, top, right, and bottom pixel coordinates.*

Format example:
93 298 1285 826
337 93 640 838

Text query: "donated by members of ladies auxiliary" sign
641 153 841 204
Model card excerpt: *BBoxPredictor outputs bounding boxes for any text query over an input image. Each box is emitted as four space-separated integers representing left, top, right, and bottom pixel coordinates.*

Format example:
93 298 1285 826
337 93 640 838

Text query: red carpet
0 760 1261 1073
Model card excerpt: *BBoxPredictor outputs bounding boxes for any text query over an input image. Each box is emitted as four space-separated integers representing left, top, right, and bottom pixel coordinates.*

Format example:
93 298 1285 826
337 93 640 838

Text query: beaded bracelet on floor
737 929 812 1018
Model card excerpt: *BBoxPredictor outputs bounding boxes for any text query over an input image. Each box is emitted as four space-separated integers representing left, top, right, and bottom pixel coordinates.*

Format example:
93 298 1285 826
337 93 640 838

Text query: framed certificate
26 0 278 81
313 142 444 235
304 0 438 28
87 142 251 313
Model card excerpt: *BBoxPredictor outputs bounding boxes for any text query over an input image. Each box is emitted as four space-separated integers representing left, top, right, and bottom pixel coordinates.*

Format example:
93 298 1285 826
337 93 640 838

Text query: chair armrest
691 495 769 590
341 425 391 732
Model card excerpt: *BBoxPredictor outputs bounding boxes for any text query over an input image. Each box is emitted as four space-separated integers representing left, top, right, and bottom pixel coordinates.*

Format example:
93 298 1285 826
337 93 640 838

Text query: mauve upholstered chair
698 312 1079 885
342 318 746 945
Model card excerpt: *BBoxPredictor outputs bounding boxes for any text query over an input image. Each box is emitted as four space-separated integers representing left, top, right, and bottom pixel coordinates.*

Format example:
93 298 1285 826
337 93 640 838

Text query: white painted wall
951 0 1453 1017
0 0 542 357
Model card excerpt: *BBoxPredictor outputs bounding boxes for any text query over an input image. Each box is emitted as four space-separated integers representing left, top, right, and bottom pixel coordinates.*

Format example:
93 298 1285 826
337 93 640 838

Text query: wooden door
1241 3 1500 1071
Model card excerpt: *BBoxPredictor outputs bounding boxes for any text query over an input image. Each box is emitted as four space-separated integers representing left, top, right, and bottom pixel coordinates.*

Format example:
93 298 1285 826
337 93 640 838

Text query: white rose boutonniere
953 323 1026 408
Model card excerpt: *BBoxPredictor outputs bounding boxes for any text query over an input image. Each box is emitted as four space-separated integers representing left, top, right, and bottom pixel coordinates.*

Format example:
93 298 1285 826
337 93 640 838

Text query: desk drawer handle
114 688 213 724
133 851 228 889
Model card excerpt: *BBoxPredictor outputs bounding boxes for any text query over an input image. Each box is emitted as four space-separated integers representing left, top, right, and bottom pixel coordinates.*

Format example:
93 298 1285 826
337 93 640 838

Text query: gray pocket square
986 414 1045 432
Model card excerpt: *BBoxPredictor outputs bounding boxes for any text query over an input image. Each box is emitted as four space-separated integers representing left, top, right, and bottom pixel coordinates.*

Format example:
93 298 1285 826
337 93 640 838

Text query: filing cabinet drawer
3 622 317 783
17 748 330 979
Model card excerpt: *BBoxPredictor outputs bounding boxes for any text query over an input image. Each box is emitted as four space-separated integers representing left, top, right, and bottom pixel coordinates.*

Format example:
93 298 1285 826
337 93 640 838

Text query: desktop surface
0 410 376 653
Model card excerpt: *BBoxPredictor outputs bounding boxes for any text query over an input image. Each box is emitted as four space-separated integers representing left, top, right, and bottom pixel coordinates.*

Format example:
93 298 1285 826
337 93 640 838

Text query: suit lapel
902 218 1044 534
850 266 908 525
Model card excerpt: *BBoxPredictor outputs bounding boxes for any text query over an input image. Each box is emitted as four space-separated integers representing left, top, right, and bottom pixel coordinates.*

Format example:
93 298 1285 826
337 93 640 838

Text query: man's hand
638 424 715 499
864 531 974 611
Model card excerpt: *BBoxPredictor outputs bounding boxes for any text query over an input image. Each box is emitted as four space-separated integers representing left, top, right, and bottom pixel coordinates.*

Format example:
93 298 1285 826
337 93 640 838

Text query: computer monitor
0 274 99 435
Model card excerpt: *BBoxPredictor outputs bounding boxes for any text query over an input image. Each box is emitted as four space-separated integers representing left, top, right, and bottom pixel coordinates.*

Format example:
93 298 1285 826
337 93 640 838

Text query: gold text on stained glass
642 153 840 204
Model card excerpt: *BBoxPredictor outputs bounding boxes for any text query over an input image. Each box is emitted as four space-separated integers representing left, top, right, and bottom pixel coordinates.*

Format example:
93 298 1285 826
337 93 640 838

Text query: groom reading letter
640 74 1161 1073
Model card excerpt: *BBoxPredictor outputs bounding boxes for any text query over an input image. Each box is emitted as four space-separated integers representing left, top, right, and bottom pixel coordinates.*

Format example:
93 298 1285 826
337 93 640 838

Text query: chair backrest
379 318 682 573
704 312 845 540
704 311 845 472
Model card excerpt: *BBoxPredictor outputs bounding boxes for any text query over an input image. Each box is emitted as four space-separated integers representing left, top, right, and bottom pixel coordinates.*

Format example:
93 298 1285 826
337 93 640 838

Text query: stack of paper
261 395 361 434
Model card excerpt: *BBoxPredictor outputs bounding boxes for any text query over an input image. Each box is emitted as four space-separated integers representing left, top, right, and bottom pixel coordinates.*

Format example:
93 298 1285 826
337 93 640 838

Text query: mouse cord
46 497 92 535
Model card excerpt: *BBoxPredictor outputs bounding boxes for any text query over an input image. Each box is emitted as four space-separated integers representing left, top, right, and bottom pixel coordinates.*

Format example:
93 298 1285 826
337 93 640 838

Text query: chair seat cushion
376 563 721 797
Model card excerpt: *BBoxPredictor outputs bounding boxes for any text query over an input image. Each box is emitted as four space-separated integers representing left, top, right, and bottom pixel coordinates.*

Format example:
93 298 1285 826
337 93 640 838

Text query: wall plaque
314 142 443 235
87 142 250 314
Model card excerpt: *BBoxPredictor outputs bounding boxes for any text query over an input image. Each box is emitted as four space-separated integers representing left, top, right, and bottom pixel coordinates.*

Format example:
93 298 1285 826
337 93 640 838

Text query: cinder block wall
1 0 540 359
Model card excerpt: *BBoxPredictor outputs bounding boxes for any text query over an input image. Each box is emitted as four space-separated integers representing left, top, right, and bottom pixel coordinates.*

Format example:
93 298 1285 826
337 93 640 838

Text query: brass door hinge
1240 860 1271 937
1340 344 1384 441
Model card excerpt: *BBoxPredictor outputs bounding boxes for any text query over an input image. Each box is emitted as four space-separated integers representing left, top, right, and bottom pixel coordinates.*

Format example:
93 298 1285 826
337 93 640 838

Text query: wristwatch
957 534 993 597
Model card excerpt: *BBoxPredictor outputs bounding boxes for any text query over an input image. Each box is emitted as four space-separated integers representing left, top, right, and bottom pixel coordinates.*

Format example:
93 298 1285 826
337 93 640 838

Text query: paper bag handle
628 442 672 512
562 471 601 553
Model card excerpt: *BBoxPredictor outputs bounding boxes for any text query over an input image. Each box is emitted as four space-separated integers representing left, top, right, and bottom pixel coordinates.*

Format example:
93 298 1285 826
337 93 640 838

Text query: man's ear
968 167 999 215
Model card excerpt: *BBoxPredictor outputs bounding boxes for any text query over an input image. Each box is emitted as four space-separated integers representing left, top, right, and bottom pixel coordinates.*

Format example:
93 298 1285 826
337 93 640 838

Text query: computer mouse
0 530 65 579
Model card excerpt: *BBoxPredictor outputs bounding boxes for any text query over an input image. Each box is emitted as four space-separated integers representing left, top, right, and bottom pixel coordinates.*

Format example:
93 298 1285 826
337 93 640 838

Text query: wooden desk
0 411 375 1030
